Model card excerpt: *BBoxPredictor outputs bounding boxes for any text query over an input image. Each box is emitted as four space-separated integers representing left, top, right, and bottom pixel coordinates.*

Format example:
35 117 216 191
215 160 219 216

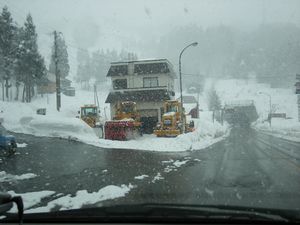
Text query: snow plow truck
154 100 195 137
104 101 142 140
78 104 102 128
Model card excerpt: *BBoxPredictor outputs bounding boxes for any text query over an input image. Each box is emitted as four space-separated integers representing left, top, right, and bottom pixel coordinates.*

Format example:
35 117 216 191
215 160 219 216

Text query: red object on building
189 106 199 118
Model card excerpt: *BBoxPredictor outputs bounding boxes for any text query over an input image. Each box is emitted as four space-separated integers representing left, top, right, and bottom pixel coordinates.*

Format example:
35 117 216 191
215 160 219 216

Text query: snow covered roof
105 89 173 103
224 100 254 108
111 58 169 64
177 96 198 104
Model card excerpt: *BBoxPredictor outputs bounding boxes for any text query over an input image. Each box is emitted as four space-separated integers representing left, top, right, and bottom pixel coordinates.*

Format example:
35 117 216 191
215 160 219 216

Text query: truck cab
79 104 100 128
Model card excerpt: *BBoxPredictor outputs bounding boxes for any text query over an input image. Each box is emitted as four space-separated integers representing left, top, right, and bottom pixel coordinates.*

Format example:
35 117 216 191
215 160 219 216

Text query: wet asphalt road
1 126 300 211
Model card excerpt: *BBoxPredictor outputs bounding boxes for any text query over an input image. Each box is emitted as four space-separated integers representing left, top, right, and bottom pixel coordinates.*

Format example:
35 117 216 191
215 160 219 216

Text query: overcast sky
1 0 299 73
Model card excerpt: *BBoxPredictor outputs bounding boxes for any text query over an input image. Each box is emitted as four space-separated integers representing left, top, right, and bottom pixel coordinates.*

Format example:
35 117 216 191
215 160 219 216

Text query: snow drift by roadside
1 101 100 143
89 113 228 152
255 118 300 142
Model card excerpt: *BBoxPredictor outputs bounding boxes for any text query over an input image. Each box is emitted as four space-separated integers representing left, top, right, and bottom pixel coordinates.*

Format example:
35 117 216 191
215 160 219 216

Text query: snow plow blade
153 129 180 137
104 121 142 141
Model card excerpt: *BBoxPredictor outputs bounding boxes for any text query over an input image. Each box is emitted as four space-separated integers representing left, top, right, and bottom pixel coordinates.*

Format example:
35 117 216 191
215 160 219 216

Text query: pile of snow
0 171 37 182
8 190 55 213
0 89 107 143
92 111 228 152
26 184 134 213
17 143 28 148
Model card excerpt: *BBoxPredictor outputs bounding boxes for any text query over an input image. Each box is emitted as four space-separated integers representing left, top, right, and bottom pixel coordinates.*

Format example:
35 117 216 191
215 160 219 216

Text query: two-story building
105 59 176 133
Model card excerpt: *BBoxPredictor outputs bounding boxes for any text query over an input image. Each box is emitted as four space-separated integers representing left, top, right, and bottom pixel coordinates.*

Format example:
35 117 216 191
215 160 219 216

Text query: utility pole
296 74 300 122
54 31 61 111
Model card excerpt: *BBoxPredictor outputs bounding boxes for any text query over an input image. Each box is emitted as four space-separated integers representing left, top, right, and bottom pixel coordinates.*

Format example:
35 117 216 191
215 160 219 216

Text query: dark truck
223 100 258 126
0 126 17 155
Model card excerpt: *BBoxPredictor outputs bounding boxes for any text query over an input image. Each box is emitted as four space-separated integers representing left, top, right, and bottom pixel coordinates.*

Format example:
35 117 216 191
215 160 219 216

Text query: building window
113 79 127 89
134 63 170 75
143 77 158 88
107 65 128 76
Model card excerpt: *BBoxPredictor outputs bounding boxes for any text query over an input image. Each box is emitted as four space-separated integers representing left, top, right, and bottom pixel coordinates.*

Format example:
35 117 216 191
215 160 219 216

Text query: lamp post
259 91 272 127
179 42 198 133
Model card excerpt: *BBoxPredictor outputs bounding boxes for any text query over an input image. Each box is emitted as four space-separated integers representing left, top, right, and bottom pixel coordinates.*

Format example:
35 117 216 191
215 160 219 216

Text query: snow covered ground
7 184 133 213
3 78 298 150
0 82 228 152
211 78 300 141
255 118 300 142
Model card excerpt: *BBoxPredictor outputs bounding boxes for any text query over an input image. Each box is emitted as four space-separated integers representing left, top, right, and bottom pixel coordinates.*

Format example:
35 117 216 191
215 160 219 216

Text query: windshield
121 104 134 114
81 107 97 116
0 0 300 222
166 104 178 113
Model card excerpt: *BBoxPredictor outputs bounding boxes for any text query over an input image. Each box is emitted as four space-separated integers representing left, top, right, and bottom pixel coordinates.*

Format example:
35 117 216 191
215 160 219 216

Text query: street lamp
179 42 198 133
258 91 272 126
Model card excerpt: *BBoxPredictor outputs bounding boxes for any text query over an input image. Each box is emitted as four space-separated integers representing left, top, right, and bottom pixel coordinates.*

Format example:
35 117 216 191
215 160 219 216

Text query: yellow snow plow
154 100 195 137
79 104 101 128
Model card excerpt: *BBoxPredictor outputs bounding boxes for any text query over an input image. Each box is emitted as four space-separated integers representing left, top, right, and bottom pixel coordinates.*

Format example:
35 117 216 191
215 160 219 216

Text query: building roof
107 58 176 78
105 89 174 103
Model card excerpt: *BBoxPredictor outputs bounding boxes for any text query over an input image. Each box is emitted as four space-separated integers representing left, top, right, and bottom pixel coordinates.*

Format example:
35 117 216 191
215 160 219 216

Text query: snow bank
255 118 300 142
1 89 228 152
0 171 37 182
26 184 134 213
91 112 228 152
1 91 101 143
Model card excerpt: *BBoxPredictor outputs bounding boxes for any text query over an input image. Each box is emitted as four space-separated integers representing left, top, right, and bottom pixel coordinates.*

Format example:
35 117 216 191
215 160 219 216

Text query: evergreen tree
76 48 138 86
0 6 17 101
49 34 70 79
76 49 91 89
15 14 46 102
207 87 221 111
0 51 5 100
